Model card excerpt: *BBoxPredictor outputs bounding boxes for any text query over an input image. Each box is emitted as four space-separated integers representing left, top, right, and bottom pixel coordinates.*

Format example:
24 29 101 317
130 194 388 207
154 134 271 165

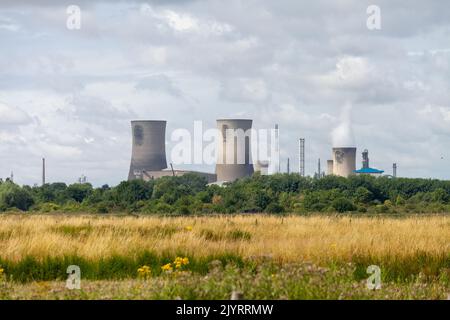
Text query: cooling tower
216 119 254 182
327 160 334 175
128 120 167 180
332 147 356 178
254 160 270 175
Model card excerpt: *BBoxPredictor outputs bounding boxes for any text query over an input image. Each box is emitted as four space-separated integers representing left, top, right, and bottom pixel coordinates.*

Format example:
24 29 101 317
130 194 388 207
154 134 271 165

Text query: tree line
1 173 450 214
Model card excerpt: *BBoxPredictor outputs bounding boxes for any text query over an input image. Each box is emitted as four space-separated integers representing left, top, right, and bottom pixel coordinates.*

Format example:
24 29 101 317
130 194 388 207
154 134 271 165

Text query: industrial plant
119 106 402 186
126 118 391 184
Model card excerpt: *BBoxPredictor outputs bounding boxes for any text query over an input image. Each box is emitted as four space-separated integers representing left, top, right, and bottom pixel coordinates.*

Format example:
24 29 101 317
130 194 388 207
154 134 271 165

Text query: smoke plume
331 103 355 147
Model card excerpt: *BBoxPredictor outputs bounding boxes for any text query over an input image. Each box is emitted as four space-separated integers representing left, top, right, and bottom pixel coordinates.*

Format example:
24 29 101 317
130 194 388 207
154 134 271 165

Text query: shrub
354 187 373 204
265 202 285 214
95 202 110 214
331 198 356 213
36 202 60 213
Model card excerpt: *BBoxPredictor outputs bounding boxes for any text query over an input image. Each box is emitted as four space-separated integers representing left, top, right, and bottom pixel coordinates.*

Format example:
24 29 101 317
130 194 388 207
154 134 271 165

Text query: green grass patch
200 229 252 242
0 251 448 284
351 251 450 282
0 252 244 283
50 224 179 239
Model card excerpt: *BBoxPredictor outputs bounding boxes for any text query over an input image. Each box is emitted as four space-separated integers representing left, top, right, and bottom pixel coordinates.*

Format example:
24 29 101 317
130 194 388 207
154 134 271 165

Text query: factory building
215 119 254 182
354 149 384 177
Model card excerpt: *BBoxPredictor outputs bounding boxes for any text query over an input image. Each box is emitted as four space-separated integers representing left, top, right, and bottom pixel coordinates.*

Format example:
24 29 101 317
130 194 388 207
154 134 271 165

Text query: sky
1 0 450 186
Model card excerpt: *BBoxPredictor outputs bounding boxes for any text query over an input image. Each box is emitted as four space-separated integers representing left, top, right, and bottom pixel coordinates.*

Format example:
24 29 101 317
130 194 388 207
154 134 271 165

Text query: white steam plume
332 103 355 147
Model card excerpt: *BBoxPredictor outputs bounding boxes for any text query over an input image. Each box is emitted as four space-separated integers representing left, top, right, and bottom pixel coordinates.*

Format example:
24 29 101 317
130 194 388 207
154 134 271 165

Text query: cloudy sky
1 0 450 186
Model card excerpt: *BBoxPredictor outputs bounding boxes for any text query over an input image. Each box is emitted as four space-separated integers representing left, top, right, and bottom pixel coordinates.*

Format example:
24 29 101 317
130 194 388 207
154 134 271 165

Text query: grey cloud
2 0 450 185
135 74 183 97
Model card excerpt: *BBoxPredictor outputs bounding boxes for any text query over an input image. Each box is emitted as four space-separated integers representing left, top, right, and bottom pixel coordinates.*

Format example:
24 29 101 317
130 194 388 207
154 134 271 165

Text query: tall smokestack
216 119 254 182
275 124 280 173
42 158 46 186
299 138 305 176
317 158 322 178
332 147 356 178
128 120 168 180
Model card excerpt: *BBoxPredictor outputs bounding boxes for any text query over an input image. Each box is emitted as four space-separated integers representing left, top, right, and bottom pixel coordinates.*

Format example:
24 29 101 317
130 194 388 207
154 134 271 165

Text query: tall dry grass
0 214 448 264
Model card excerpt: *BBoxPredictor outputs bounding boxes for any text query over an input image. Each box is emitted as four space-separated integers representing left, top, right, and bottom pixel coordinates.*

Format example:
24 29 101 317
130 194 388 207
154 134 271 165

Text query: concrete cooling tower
327 160 334 175
216 119 254 182
332 147 356 178
128 120 168 180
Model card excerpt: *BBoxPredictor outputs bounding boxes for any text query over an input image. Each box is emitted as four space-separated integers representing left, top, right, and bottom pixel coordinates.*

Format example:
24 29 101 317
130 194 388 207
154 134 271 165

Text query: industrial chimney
362 149 369 169
216 119 254 182
128 120 168 180
332 147 356 178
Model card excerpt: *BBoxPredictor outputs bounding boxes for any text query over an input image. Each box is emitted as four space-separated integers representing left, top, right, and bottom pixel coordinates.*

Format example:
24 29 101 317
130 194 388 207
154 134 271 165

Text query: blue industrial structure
353 149 384 176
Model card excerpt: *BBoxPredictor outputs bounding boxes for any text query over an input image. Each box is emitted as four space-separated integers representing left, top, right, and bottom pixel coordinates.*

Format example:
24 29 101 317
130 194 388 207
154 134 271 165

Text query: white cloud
0 17 20 32
0 102 31 125
316 56 373 89
140 3 233 35
220 78 270 103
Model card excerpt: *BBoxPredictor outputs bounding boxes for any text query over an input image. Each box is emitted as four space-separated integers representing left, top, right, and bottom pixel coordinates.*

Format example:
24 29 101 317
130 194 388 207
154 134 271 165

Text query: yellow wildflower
173 257 182 268
137 265 151 278
185 226 193 231
161 263 173 272
0 267 4 281
173 257 189 269
174 257 182 264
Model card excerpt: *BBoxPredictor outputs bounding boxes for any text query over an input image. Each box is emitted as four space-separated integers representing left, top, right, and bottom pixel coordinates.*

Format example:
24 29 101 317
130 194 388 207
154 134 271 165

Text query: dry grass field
0 214 448 261
0 214 449 299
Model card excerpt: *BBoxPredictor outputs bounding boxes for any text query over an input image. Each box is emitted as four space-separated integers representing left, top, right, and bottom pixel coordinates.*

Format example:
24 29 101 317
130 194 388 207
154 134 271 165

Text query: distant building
354 149 384 177
354 167 384 176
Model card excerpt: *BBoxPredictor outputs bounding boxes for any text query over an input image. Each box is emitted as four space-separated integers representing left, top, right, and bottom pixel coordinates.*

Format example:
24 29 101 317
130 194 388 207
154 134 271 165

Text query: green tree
66 183 93 203
113 180 154 206
431 188 449 203
0 182 34 211
354 187 373 204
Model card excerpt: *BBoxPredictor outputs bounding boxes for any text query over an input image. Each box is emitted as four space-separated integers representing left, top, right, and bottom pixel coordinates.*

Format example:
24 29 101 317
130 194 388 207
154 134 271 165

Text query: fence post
230 291 244 300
